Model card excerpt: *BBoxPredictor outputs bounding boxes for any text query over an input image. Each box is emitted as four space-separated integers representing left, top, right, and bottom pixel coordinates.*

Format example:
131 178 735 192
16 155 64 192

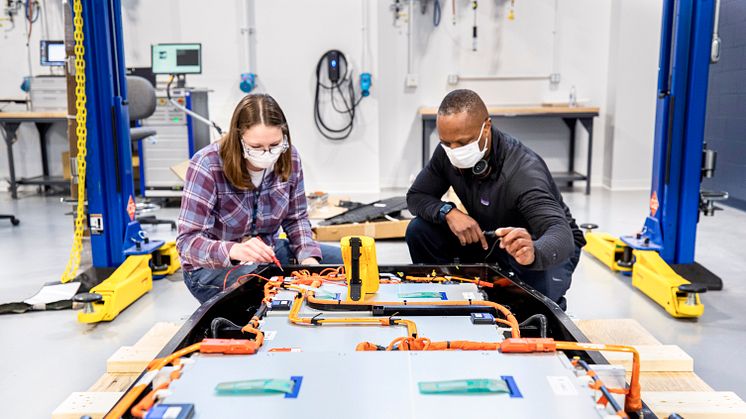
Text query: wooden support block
636 372 714 392
52 392 123 419
575 318 662 345
602 345 693 372
643 391 746 419
134 322 181 349
88 373 138 392
107 345 161 373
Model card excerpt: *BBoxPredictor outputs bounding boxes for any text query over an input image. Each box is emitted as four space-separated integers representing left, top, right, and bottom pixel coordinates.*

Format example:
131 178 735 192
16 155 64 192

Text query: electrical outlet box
405 73 419 88
550 73 561 84
447 74 459 85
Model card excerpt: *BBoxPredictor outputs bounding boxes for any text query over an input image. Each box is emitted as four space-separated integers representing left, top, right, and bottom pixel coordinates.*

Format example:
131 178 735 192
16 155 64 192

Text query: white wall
602 0 662 190
377 0 613 189
0 0 664 194
120 0 380 193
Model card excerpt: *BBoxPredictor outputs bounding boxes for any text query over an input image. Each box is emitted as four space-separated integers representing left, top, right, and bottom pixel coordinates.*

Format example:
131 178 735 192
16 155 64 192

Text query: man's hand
229 237 275 264
446 209 488 250
496 227 535 265
301 257 319 265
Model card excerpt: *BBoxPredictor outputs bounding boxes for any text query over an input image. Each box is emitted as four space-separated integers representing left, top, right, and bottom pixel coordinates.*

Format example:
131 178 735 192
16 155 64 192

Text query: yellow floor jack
72 221 180 323
580 224 707 319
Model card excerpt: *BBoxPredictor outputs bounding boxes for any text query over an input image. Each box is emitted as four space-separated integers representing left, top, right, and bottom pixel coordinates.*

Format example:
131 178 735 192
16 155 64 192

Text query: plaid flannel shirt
176 142 321 272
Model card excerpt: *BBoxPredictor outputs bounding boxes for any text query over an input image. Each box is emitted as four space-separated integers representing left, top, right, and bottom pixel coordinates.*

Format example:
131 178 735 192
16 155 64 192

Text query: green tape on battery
215 379 295 396
418 379 509 395
313 289 340 300
397 291 443 299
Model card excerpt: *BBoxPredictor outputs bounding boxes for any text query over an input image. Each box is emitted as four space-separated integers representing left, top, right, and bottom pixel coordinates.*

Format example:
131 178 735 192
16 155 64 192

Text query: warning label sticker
127 195 136 221
90 214 104 235
650 191 659 216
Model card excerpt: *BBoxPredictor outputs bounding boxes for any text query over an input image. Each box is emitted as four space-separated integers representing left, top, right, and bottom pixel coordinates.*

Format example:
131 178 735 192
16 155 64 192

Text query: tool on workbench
341 236 380 301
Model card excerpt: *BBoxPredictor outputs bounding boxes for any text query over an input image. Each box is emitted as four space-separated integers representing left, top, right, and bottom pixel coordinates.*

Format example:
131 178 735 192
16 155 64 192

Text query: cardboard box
313 219 410 242
171 160 190 182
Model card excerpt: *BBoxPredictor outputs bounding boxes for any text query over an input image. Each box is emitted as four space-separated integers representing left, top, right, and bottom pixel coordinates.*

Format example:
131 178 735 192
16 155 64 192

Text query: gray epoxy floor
0 188 744 418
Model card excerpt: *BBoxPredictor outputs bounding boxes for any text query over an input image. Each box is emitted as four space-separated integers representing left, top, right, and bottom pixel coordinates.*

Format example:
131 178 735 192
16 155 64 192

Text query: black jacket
407 127 586 270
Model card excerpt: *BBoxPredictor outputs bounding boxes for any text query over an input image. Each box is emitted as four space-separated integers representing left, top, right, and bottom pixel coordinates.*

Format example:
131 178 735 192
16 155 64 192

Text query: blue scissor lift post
582 0 727 318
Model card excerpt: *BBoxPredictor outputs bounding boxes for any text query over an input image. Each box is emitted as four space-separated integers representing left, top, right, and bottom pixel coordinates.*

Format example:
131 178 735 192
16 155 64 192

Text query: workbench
0 112 69 199
418 106 599 195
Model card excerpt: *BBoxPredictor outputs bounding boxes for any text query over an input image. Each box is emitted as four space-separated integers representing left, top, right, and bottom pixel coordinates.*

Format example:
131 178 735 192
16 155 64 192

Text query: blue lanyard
249 169 266 237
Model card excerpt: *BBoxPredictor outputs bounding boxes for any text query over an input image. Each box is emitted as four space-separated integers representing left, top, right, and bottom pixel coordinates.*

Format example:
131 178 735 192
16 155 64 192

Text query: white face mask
441 121 488 169
245 152 280 169
242 139 288 169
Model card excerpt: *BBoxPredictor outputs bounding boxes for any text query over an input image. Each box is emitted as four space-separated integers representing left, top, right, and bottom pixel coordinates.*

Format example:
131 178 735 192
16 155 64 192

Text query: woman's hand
229 237 276 264
301 257 319 265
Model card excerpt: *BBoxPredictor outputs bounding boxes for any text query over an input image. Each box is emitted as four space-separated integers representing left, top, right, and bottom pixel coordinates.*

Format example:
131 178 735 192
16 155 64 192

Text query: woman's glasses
241 137 289 158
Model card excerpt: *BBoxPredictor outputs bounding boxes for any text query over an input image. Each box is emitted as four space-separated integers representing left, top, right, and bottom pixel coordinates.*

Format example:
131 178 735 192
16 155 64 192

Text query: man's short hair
438 89 488 119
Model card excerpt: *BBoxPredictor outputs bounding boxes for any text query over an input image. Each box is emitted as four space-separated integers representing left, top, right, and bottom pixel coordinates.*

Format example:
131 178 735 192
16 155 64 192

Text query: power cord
166 75 223 136
313 50 364 141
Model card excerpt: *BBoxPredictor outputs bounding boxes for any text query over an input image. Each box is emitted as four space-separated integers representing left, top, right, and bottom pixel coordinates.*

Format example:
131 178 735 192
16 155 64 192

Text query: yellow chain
61 0 88 283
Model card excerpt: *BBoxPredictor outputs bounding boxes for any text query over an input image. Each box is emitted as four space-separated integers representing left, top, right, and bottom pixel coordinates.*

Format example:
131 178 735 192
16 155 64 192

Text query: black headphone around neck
472 159 491 177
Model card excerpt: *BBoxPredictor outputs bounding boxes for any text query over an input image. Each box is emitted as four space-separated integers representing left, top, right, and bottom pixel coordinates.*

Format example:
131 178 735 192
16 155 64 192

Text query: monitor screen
40 40 65 66
151 43 202 75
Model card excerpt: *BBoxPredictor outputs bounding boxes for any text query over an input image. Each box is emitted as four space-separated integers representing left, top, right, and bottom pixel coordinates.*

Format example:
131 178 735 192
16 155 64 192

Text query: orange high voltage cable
105 343 202 419
286 288 419 337
555 341 641 412
305 293 520 338
356 336 502 351
404 275 495 288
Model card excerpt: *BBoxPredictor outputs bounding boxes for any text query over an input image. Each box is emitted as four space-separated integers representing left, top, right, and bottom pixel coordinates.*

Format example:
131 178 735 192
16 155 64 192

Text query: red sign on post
650 192 659 217
127 195 136 221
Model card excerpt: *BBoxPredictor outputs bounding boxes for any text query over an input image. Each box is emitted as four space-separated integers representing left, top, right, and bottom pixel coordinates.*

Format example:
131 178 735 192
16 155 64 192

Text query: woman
176 94 342 303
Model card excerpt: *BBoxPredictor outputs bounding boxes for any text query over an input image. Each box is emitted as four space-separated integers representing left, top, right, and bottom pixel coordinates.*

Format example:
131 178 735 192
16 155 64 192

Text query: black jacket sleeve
511 166 575 271
407 146 451 223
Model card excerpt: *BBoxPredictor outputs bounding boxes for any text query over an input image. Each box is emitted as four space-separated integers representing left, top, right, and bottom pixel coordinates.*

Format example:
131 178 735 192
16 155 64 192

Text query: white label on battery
163 406 182 419
263 331 277 341
462 292 476 300
547 376 578 396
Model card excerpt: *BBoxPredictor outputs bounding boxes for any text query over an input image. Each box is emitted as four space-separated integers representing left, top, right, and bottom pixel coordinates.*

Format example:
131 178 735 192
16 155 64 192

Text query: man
406 89 585 309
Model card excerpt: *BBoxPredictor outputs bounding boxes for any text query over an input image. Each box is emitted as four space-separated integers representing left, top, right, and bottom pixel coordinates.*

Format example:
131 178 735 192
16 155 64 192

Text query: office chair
127 75 176 230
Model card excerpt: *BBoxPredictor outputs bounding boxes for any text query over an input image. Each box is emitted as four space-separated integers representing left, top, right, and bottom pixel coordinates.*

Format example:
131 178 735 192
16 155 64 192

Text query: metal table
0 112 69 199
419 106 600 195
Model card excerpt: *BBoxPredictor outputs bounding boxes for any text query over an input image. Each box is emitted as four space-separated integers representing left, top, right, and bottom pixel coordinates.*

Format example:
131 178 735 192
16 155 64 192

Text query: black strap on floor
0 299 73 315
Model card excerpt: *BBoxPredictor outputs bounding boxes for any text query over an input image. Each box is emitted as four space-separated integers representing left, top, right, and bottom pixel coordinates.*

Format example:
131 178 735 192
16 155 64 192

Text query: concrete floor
0 187 744 418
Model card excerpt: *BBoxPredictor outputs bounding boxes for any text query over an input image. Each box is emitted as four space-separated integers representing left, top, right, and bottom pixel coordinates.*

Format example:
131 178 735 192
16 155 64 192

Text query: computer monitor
40 40 65 66
151 43 202 75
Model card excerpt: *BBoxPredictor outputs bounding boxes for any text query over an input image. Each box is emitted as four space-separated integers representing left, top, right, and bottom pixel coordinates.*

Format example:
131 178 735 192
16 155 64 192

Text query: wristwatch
438 202 456 223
